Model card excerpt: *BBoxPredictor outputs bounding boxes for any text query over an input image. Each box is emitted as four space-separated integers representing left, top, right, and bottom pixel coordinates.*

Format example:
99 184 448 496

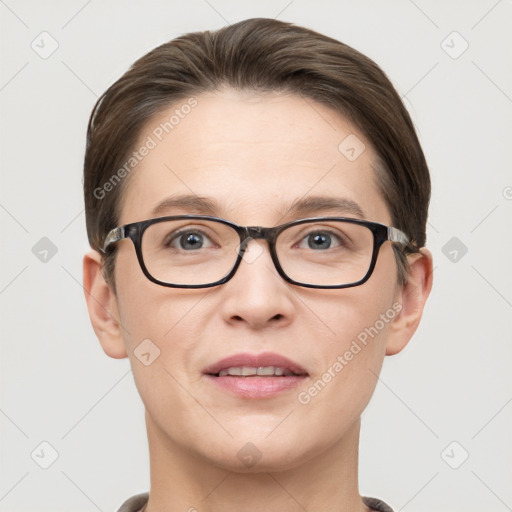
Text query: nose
219 238 295 330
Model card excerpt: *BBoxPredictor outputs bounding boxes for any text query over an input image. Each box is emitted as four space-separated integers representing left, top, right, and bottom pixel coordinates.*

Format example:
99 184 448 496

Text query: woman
83 18 433 512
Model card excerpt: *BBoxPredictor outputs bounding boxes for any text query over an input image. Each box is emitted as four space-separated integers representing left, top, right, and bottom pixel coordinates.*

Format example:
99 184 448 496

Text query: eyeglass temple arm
387 226 409 245
102 227 125 253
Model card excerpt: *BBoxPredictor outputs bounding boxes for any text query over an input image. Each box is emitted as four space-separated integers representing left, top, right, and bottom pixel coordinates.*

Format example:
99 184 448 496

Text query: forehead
119 90 391 226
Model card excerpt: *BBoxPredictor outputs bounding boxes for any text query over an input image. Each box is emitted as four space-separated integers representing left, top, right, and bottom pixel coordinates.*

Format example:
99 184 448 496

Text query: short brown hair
83 17 430 291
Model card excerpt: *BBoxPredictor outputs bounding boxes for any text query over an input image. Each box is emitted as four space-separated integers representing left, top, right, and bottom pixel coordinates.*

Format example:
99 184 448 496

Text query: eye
297 230 345 250
166 230 214 250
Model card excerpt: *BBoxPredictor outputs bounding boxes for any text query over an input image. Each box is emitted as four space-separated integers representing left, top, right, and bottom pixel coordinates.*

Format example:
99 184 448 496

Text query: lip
202 352 308 376
202 352 309 399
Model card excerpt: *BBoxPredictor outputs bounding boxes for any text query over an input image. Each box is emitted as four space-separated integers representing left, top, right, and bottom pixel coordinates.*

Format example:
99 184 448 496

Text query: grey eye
166 230 214 250
307 233 332 250
180 232 204 249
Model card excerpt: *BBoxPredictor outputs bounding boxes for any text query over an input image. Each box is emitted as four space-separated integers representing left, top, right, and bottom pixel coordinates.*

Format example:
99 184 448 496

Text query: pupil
181 233 202 249
309 233 330 250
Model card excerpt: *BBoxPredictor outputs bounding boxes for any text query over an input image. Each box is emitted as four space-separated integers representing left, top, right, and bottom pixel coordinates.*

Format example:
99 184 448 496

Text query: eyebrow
150 194 218 217
283 195 366 220
150 194 366 221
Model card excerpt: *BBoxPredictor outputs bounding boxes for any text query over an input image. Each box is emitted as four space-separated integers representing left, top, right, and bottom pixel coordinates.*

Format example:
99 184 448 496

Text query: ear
385 248 434 356
83 250 127 359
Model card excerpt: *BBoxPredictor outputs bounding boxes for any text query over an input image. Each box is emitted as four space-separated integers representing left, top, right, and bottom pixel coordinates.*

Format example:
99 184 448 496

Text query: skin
83 89 433 512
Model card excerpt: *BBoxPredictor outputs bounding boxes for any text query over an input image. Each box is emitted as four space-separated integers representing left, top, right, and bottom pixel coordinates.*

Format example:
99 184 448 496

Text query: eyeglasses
102 215 411 289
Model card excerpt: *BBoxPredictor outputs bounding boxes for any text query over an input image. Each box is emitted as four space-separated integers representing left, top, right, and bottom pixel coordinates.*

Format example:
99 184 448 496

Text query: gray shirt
117 492 395 512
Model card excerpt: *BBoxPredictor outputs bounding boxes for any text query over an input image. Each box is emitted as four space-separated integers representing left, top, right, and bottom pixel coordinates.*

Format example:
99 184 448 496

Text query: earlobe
385 248 434 356
83 250 127 359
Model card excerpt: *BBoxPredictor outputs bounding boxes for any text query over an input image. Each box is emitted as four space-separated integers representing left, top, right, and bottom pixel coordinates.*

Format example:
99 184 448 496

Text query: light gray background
1 1 511 511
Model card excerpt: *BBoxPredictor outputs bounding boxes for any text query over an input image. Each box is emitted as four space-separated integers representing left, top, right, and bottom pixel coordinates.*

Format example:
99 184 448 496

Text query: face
112 89 402 471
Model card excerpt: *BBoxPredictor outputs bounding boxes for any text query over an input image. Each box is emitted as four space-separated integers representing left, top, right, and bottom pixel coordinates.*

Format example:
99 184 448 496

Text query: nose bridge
241 226 277 259
239 226 276 267
245 225 269 240
222 225 294 329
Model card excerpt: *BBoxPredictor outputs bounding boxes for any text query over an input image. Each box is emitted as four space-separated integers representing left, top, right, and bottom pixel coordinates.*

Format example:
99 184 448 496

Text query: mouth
210 366 308 377
203 352 309 398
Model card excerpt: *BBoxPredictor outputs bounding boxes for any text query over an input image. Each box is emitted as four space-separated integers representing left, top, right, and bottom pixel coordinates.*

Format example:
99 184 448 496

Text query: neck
144 413 371 512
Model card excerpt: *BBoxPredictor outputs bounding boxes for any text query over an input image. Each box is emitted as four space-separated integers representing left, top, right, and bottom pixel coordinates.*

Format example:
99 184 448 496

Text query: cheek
118 301 207 441
297 245 399 416
113 249 202 390
294 305 393 446
300 244 398 351
114 246 189 341
307 293 393 395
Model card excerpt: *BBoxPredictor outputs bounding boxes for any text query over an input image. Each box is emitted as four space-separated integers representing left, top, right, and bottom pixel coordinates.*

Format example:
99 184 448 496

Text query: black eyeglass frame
102 215 411 289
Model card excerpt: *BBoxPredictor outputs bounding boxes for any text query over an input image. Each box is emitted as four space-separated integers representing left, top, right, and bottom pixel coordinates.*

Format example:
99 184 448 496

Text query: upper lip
203 352 308 376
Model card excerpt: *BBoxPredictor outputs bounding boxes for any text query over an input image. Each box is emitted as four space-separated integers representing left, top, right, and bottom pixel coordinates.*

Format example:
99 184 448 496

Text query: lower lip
204 375 308 399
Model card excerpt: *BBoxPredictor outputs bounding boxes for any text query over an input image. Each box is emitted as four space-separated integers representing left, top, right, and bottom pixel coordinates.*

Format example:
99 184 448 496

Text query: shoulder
362 495 395 512
116 492 149 512
116 493 392 512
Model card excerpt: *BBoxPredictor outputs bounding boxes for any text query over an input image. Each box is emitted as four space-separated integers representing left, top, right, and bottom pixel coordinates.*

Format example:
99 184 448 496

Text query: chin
199 437 315 474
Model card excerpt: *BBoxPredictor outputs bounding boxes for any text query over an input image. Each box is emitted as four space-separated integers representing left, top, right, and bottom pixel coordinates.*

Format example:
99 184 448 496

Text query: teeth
217 366 300 377
257 366 275 376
